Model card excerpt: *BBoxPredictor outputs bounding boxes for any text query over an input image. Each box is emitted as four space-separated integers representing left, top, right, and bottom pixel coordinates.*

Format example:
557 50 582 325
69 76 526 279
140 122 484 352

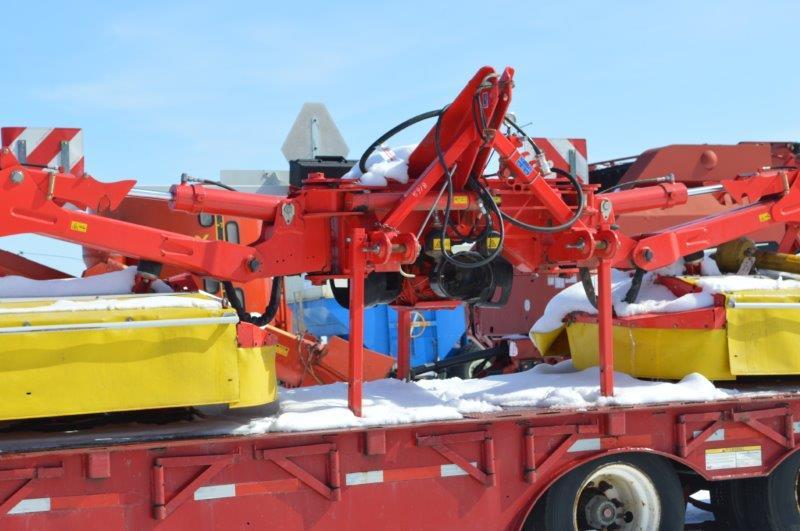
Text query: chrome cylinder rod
128 188 173 200
687 184 725 197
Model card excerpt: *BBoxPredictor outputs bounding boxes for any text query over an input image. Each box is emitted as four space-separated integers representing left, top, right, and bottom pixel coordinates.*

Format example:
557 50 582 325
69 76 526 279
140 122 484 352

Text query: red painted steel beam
396 308 411 381
597 259 614 397
348 228 366 417
0 249 71 280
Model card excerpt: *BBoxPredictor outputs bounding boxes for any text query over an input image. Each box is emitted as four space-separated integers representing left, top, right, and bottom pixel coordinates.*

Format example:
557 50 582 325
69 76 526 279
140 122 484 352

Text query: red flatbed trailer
4 66 800 529
0 387 799 530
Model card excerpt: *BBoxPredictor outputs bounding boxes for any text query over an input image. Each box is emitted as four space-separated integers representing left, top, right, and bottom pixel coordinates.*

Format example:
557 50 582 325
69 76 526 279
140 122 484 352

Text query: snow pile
416 360 732 411
0 295 222 315
695 275 800 293
531 268 712 334
342 145 417 186
234 378 462 434
531 266 800 335
233 361 735 434
0 267 171 299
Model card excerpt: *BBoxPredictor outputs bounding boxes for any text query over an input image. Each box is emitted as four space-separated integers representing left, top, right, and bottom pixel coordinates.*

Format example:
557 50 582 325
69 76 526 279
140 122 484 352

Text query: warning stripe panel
532 137 588 182
567 434 653 453
346 461 477 486
1 127 84 176
8 493 120 515
194 478 301 501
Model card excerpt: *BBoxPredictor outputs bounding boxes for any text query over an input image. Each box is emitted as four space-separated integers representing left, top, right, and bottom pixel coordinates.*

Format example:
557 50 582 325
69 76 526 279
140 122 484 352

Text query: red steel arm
628 170 800 270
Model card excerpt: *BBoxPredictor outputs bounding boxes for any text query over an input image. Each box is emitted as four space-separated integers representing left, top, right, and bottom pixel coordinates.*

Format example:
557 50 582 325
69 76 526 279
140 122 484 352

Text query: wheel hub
574 463 660 530
584 494 620 528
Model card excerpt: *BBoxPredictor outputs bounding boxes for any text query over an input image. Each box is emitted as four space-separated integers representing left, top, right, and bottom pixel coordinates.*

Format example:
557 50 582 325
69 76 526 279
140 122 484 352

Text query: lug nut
9 170 23 184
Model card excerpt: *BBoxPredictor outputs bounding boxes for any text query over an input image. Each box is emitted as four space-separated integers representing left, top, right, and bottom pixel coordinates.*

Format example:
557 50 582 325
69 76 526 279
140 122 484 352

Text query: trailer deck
0 373 797 529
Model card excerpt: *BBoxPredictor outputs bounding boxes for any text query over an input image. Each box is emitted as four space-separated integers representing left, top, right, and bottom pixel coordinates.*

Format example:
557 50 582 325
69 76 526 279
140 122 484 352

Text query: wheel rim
572 462 661 530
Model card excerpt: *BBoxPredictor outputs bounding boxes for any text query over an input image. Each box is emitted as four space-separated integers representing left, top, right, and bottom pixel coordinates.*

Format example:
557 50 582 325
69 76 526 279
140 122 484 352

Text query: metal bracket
15 140 26 164
255 442 341 501
416 430 496 487
733 407 795 449
523 423 600 483
0 464 64 515
152 452 239 520
677 411 725 458
59 140 70 171
677 406 795 458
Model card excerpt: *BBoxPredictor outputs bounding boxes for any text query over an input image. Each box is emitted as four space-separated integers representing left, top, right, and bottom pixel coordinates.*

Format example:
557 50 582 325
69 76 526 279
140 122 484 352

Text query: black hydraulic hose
358 109 442 174
623 268 646 304
500 167 585 233
196 179 237 192
434 108 506 269
600 174 674 194
222 277 282 326
180 173 238 191
579 267 598 309
503 116 543 156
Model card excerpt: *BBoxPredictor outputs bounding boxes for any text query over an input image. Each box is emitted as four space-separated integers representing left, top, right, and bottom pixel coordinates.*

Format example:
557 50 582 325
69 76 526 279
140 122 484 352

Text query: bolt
281 203 296 225
642 248 654 262
247 258 261 272
9 170 24 184
599 199 613 220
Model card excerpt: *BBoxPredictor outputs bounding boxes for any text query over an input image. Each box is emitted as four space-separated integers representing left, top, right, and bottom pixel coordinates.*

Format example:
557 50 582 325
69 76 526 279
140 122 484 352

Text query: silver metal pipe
728 300 800 310
0 314 238 335
687 184 725 197
128 188 173 200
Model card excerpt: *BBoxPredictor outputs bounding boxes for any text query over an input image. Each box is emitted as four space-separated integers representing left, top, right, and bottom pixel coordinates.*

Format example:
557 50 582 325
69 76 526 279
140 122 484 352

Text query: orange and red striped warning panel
1 127 84 177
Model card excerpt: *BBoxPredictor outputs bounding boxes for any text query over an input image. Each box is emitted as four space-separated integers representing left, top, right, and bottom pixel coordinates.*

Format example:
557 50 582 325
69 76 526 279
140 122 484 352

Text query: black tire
709 479 751 530
525 453 684 530
737 451 800 530
444 342 483 379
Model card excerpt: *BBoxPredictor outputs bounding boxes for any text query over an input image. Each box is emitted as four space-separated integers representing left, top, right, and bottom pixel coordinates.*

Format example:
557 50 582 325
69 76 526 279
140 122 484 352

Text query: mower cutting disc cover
538 279 800 381
0 292 278 421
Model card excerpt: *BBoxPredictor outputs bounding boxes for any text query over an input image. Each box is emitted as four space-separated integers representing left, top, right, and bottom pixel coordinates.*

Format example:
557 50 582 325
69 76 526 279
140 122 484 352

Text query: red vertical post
348 229 366 417
597 258 614 396
396 308 412 380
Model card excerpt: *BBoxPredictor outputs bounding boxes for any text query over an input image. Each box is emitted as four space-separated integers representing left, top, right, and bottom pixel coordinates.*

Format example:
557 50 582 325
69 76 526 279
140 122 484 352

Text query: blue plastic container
289 299 466 367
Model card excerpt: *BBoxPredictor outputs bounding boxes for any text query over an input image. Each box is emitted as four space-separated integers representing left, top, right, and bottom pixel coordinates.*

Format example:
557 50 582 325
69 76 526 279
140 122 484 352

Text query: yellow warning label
487 236 501 249
759 212 772 222
432 239 452 251
453 195 468 206
70 221 88 233
492 195 502 205
705 445 761 470
274 344 290 357
705 445 760 454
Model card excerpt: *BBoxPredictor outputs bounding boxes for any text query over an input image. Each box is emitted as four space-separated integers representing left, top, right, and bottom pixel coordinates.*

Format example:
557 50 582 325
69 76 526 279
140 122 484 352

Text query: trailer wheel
526 453 684 530
737 451 800 529
709 480 751 529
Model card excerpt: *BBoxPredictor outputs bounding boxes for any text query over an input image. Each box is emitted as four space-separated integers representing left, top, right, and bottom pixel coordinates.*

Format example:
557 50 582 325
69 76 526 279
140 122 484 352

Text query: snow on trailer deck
0 362 796 529
0 360 788 454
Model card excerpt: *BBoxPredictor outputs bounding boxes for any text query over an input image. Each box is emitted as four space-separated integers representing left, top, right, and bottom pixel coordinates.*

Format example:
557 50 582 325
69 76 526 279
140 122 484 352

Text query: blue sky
3 0 799 274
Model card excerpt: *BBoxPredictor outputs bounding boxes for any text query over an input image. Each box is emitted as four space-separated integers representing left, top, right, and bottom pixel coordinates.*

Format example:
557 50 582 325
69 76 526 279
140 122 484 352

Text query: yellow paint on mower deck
534 287 800 381
726 289 800 376
0 293 277 421
562 323 733 380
